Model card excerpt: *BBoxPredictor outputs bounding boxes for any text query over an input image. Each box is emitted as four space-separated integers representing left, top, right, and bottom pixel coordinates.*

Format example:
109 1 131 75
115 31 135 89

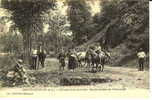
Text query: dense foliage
94 0 149 52
67 0 97 45
0 32 23 53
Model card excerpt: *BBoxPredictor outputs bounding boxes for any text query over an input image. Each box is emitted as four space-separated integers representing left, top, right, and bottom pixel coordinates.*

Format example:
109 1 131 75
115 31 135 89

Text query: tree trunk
23 34 31 65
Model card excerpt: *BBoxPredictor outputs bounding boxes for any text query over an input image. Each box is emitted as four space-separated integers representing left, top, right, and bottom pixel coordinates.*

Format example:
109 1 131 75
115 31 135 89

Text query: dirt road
25 58 149 90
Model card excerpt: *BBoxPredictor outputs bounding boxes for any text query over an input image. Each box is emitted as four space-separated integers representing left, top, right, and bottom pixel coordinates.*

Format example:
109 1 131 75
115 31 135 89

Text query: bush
94 0 148 51
0 33 23 53
0 55 16 71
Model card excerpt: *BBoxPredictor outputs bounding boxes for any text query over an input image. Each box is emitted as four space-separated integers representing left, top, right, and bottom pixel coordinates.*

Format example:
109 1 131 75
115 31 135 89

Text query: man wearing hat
137 48 146 71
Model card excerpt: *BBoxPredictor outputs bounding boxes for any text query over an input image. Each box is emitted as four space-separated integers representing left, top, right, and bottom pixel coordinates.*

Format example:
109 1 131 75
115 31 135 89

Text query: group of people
58 48 78 71
31 46 46 70
57 43 108 71
5 45 47 86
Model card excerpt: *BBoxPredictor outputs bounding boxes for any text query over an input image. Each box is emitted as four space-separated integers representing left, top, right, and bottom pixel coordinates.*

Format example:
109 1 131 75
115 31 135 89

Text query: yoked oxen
90 50 111 72
70 49 111 72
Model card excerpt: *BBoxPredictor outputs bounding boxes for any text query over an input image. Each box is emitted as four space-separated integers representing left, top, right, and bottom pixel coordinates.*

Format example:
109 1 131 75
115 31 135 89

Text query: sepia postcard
0 0 150 98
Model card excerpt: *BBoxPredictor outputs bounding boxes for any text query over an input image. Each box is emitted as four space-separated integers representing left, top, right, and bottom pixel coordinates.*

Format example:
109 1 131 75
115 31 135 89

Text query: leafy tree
1 0 56 64
43 10 72 53
67 0 96 45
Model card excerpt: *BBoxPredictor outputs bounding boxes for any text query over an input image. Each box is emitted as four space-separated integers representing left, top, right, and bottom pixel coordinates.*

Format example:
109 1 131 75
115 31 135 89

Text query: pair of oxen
76 50 111 72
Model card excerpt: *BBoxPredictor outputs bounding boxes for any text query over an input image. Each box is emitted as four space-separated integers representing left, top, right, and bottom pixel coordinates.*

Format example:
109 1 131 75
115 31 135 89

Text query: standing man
39 46 46 68
58 49 66 70
137 48 146 71
31 48 38 70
